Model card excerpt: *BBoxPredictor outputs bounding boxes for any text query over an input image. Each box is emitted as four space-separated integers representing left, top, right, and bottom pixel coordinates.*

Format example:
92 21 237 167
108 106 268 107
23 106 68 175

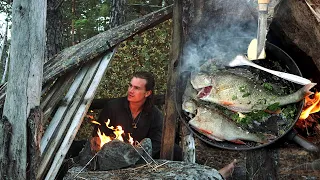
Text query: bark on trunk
160 1 181 160
46 0 64 61
0 117 12 178
0 20 8 68
110 0 127 29
1 0 46 179
27 107 43 179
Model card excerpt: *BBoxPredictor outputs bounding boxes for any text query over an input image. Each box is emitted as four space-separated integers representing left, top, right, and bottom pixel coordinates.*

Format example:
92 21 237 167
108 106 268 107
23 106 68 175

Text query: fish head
182 99 198 114
190 72 214 89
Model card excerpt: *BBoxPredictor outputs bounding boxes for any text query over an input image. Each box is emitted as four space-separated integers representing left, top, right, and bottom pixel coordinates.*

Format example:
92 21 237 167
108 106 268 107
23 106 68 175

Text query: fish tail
280 83 317 105
302 83 317 97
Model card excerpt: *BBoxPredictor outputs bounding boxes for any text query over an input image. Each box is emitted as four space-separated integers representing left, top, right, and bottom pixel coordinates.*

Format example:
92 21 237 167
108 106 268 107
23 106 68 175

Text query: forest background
0 0 173 139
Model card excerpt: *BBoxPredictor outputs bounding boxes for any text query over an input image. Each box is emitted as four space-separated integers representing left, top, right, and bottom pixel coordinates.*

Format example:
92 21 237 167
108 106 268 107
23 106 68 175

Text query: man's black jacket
93 97 163 157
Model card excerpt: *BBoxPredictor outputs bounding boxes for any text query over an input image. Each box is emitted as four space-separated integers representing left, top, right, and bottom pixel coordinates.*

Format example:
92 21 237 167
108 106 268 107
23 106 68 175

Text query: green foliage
95 19 172 99
61 0 111 46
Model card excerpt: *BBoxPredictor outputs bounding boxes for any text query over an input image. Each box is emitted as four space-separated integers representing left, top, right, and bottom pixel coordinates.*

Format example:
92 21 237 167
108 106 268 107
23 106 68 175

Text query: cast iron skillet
176 42 319 151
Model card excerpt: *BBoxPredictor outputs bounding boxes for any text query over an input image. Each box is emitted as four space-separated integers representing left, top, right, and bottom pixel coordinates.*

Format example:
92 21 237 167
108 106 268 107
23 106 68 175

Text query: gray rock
96 138 153 170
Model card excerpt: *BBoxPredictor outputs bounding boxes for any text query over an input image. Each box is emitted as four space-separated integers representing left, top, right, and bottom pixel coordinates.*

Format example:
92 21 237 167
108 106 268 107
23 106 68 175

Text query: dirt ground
194 129 320 180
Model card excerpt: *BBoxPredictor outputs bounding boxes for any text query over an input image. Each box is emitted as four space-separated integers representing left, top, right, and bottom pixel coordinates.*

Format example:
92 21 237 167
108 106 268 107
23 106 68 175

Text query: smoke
180 0 258 73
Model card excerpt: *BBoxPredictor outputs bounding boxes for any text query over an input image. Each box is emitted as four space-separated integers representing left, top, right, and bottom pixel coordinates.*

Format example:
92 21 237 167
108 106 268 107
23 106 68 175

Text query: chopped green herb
257 99 267 104
263 83 273 91
282 105 297 120
239 85 246 92
232 95 238 100
267 102 280 111
242 92 251 97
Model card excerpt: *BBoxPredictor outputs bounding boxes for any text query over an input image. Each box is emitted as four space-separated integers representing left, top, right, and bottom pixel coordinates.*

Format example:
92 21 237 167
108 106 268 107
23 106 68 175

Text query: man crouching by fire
92 71 182 160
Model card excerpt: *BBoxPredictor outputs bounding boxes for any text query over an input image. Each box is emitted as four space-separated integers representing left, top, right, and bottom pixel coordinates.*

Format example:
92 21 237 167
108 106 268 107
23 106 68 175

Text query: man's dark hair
132 71 155 112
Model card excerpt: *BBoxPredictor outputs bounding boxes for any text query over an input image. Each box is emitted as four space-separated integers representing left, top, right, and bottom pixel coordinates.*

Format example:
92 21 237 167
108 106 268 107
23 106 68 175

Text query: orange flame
299 92 320 120
92 119 134 149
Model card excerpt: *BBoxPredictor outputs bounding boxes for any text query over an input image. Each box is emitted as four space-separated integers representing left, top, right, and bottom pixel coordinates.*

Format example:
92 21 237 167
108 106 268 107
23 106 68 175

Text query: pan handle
285 129 319 152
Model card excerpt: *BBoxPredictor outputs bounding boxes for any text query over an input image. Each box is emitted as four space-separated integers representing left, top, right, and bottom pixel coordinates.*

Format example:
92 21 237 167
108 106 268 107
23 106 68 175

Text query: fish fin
264 109 282 114
198 128 212 135
208 135 224 141
220 101 234 106
230 139 246 145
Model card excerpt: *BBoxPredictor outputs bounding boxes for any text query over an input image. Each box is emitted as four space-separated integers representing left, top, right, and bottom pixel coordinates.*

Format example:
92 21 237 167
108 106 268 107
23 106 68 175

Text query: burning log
295 92 320 135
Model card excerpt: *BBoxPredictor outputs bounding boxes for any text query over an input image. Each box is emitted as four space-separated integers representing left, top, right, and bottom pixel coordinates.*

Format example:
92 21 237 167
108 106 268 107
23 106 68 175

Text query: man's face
127 77 151 103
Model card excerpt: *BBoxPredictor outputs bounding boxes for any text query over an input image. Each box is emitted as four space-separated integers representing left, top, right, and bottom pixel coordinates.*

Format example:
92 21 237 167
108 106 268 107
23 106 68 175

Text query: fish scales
195 71 316 112
189 107 266 144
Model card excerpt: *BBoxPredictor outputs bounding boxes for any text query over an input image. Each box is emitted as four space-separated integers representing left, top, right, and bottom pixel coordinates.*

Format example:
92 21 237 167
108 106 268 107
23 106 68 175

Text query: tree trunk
46 0 64 61
110 0 127 29
160 0 181 160
1 46 9 84
1 0 46 179
0 20 8 68
71 0 75 45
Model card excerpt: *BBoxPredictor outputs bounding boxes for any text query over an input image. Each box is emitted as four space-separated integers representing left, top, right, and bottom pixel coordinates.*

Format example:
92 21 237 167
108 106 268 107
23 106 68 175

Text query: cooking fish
190 72 213 89
189 107 269 144
196 71 316 112
182 81 199 114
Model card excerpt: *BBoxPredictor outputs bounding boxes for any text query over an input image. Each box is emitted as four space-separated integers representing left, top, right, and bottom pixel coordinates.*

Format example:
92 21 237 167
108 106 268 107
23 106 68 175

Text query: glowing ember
296 92 320 133
91 119 134 150
300 92 320 120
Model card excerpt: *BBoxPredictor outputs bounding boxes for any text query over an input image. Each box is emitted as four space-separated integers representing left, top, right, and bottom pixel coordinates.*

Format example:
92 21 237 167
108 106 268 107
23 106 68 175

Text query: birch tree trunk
1 0 46 179
0 21 8 67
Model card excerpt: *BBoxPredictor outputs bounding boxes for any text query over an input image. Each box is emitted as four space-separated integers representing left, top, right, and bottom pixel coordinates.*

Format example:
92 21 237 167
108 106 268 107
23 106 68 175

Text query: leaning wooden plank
37 65 90 180
43 5 172 84
44 50 115 180
40 65 88 154
40 69 79 124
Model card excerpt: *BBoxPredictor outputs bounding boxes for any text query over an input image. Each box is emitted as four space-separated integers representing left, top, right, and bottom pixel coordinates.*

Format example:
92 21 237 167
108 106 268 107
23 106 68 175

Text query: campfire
296 92 320 135
91 119 134 150
69 119 154 171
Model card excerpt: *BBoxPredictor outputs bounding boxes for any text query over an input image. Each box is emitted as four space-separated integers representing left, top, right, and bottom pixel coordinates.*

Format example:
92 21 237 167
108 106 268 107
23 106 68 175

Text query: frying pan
176 42 319 151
